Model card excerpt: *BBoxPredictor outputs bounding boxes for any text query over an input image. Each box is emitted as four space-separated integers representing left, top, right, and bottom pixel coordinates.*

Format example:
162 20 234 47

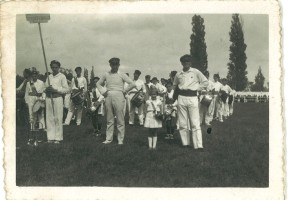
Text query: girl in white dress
144 88 163 150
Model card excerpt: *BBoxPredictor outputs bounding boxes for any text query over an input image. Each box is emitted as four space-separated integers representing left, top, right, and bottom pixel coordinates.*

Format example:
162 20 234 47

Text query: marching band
17 55 240 150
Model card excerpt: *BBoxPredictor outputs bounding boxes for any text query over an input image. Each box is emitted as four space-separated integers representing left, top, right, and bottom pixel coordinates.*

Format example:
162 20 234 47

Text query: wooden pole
37 23 57 125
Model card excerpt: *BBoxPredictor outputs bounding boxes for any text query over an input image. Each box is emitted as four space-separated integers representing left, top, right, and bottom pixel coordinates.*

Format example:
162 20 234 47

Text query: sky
16 14 268 83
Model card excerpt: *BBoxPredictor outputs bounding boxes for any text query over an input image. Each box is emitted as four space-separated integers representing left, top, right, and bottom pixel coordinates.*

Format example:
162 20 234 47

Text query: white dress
144 99 162 128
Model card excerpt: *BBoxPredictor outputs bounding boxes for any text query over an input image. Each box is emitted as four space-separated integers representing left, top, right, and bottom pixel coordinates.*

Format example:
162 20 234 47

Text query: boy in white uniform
25 68 46 129
212 74 224 122
128 70 146 126
221 79 233 118
64 67 87 126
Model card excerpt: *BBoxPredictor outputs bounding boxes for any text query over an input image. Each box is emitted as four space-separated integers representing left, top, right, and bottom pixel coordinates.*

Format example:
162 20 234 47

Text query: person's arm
142 81 146 93
173 73 179 90
83 78 88 93
96 74 107 95
17 79 28 91
56 75 70 94
122 74 136 94
197 71 209 91
24 82 29 104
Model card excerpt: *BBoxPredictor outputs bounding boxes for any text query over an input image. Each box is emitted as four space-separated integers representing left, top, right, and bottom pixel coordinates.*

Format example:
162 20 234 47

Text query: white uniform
173 68 208 148
221 84 233 118
45 73 69 141
90 88 105 116
25 80 45 128
213 81 224 121
64 76 87 125
64 80 72 109
229 90 236 116
199 80 214 125
128 79 146 125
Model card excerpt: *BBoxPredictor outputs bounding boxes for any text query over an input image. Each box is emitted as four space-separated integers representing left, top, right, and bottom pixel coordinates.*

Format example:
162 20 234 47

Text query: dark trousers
166 116 176 135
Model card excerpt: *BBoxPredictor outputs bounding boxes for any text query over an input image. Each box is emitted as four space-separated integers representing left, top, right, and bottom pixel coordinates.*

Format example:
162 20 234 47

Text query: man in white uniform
173 54 208 150
212 74 224 122
97 57 136 145
64 67 87 126
221 79 233 119
45 60 69 144
25 68 46 129
128 70 146 126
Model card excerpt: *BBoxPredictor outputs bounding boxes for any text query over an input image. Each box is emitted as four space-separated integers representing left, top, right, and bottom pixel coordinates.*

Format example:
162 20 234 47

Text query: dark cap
50 60 61 67
170 70 177 77
75 66 82 72
180 54 193 63
109 57 120 65
134 70 141 75
213 73 220 79
145 75 151 79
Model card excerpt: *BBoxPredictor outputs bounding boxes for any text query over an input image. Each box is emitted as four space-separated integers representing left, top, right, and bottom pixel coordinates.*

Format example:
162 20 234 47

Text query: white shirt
45 72 69 94
173 68 208 91
129 79 146 93
222 84 233 94
213 81 223 92
71 76 87 92
25 79 45 104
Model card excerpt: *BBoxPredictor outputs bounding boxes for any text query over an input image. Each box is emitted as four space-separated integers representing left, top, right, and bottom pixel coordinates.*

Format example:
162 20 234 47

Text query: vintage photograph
1 1 283 199
15 13 269 187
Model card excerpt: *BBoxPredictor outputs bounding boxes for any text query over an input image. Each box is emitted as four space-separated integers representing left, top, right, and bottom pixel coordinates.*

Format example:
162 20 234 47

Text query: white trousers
64 101 83 125
214 96 223 120
177 95 203 149
199 95 215 125
27 99 45 129
223 100 229 117
46 97 63 141
129 102 144 125
229 101 234 115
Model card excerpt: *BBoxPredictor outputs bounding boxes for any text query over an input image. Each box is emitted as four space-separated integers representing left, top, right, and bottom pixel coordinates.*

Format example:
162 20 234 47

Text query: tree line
190 14 268 92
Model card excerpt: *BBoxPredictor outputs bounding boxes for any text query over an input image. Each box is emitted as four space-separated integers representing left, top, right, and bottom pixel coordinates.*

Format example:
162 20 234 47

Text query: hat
109 57 120 65
170 71 177 77
75 66 82 72
134 70 141 75
50 60 61 67
180 54 193 63
145 75 151 79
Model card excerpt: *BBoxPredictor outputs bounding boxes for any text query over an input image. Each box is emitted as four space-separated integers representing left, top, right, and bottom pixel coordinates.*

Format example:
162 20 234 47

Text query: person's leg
113 92 126 144
76 104 83 125
104 95 114 142
148 128 153 149
187 97 203 149
138 104 144 125
64 101 75 125
129 103 135 125
54 97 64 141
177 96 190 146
152 129 158 149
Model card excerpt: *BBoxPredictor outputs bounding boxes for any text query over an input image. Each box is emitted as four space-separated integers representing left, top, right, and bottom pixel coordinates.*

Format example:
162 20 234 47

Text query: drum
201 94 213 107
219 90 228 103
71 90 85 105
131 90 145 107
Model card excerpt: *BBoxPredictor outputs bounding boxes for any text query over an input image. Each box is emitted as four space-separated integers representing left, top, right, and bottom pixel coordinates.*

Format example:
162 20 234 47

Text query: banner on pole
26 14 50 23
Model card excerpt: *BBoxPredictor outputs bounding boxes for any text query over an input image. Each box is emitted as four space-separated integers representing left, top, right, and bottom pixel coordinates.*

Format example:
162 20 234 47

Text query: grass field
16 103 269 187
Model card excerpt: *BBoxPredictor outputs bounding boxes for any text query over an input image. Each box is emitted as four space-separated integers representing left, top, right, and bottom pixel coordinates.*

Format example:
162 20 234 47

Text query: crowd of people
16 54 238 150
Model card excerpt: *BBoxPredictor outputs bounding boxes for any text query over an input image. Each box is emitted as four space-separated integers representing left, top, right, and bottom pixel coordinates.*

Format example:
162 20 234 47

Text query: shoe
170 135 174 139
207 127 212 134
63 123 69 126
47 140 54 144
164 134 170 139
102 140 112 144
118 141 123 145
54 141 60 144
219 119 223 122
76 123 81 126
